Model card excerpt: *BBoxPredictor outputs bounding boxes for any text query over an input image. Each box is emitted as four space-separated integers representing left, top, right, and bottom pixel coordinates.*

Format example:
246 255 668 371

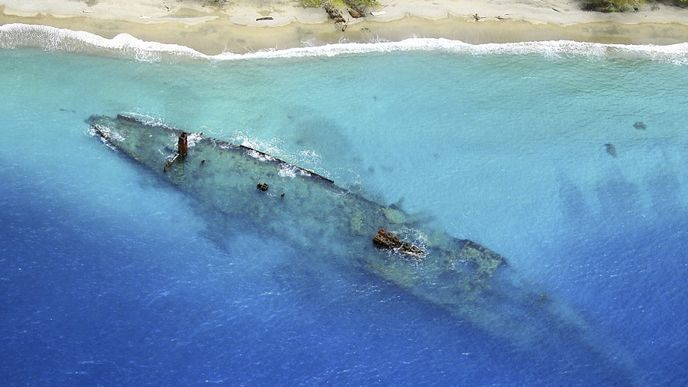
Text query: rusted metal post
178 132 188 158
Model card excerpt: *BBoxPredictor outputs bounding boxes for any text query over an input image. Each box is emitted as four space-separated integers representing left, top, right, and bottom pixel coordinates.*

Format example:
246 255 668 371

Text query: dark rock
257 182 269 192
633 121 647 130
323 1 346 24
344 0 367 17
348 9 362 18
605 143 617 157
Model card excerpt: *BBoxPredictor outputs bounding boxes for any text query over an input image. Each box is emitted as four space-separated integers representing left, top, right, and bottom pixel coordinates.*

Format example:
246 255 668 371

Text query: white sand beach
1 0 688 53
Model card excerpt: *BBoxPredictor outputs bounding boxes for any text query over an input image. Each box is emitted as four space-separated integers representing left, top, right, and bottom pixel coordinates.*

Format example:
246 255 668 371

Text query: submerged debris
257 182 269 192
373 228 426 260
538 292 550 303
633 121 647 130
458 240 506 276
163 155 178 172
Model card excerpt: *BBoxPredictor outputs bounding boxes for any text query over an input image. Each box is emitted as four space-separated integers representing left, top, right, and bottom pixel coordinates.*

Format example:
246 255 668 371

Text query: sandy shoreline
1 0 688 54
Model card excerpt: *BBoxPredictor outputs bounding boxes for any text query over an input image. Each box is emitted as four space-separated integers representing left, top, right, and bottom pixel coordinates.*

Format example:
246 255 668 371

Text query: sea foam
1 23 687 64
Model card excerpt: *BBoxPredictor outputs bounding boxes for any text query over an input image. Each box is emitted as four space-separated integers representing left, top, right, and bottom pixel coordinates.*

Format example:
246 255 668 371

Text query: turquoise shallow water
1 30 688 385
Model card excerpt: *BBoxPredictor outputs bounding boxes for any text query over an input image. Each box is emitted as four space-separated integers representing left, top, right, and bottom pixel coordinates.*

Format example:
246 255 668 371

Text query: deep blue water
1 42 688 385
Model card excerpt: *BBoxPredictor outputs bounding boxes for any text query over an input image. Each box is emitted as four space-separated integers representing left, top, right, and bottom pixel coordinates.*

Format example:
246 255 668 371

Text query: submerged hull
88 113 633 379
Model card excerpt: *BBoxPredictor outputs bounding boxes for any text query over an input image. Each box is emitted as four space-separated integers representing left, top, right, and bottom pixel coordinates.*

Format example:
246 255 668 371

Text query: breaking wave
1 23 688 64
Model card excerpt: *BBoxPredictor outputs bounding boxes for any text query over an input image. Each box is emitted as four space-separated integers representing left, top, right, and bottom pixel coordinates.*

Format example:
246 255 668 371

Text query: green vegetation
348 0 380 6
582 0 643 12
301 0 323 7
582 0 686 11
300 0 379 8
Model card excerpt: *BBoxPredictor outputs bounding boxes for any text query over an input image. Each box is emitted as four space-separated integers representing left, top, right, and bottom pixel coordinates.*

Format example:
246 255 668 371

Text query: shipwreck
88 113 634 381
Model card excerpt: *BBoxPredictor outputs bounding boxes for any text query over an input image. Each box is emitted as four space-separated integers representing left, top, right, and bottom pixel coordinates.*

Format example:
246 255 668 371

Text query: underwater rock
257 182 269 192
633 121 647 130
605 143 617 157
382 207 405 224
